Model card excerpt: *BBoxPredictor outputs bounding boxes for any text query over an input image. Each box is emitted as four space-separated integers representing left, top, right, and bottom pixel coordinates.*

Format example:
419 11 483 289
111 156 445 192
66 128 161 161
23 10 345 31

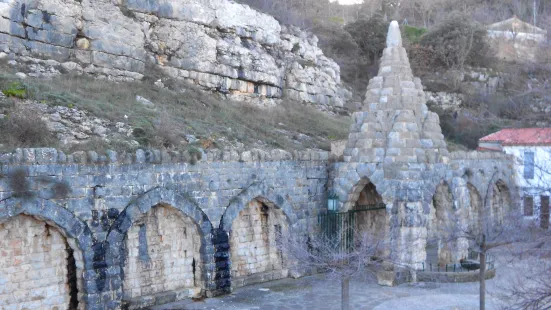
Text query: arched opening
229 198 289 287
491 180 512 226
467 183 483 235
426 183 454 265
0 214 84 309
122 204 202 303
352 180 386 252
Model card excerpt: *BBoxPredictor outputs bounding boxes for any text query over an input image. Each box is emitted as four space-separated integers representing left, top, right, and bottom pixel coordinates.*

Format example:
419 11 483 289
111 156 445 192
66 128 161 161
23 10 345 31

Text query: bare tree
427 175 526 310
502 148 551 309
278 226 385 310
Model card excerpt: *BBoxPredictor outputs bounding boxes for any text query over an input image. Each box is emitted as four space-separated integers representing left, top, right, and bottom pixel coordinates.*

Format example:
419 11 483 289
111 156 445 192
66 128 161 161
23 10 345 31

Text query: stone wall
0 214 84 310
122 205 202 308
333 22 519 285
229 199 288 287
0 147 329 309
0 0 349 108
417 268 496 283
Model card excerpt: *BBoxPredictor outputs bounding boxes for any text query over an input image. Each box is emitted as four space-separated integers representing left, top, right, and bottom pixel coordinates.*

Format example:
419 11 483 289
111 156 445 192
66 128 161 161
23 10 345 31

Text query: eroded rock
0 0 350 109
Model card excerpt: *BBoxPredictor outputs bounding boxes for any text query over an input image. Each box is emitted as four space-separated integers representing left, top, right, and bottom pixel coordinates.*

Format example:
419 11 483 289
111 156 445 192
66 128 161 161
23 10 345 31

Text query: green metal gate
317 203 386 253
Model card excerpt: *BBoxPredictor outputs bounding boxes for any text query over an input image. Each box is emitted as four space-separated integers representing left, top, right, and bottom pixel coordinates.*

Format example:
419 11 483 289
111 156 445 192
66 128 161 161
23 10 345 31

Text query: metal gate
318 203 385 253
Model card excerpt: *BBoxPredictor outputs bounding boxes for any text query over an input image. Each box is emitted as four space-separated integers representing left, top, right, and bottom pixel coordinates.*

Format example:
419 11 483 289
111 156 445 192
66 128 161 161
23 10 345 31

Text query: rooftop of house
479 128 551 146
488 16 547 35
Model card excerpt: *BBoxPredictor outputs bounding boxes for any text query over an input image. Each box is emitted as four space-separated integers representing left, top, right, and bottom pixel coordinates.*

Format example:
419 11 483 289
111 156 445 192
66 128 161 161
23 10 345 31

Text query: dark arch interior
352 181 386 247
492 180 512 226
427 183 454 265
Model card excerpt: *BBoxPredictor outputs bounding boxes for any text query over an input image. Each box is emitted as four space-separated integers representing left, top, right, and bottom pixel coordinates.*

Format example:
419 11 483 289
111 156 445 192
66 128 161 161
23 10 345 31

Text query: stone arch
467 183 483 235
121 204 203 304
426 181 455 264
106 187 214 306
220 182 298 231
491 179 513 226
341 175 387 212
228 196 291 288
350 178 387 244
0 198 92 310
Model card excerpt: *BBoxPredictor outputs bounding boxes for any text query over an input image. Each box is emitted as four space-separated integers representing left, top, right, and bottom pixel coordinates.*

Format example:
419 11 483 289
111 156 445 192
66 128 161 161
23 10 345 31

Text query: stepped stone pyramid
343 21 448 167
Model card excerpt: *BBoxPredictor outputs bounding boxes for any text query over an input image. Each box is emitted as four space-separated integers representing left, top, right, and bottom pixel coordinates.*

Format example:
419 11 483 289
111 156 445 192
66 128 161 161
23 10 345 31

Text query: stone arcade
0 22 518 309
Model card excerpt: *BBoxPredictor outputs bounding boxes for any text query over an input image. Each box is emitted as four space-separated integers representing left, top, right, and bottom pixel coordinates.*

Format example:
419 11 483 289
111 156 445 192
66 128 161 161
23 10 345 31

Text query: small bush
132 127 153 146
344 16 387 63
408 44 441 75
420 12 491 70
2 81 27 98
188 146 203 160
0 107 57 148
403 25 427 44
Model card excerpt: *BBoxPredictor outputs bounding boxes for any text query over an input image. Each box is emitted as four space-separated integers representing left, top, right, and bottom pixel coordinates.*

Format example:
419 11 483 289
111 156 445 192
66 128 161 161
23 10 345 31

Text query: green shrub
328 16 345 25
132 127 153 146
344 15 387 62
420 12 490 69
403 25 427 44
2 81 27 98
188 146 203 160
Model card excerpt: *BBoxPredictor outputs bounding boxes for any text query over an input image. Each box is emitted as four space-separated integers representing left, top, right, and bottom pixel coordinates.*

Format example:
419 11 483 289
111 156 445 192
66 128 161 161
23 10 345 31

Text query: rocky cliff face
0 0 348 108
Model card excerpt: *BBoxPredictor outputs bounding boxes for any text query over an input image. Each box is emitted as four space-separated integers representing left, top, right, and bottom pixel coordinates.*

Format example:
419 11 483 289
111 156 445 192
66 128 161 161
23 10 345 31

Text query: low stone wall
0 147 329 310
418 268 496 283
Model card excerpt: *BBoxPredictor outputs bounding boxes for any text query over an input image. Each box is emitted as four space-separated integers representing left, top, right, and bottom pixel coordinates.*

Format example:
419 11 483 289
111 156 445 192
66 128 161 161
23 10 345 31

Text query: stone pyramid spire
343 21 448 165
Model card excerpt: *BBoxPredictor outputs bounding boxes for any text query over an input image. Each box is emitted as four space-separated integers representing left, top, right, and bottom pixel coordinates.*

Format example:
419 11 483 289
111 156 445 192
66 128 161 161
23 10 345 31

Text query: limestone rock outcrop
0 0 348 108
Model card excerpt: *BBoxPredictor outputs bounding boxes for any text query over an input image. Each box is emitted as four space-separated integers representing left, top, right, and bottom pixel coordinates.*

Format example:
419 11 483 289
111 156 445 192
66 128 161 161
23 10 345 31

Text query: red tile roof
479 128 551 146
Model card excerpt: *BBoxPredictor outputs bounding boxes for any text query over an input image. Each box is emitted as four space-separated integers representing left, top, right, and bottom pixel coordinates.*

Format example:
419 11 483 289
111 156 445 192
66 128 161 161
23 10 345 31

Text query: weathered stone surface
0 215 85 310
229 199 289 288
0 147 329 308
332 21 517 286
0 0 349 108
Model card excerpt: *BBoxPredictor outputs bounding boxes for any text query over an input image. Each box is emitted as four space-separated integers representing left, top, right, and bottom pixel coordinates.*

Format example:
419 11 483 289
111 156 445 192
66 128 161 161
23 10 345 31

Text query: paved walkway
151 274 504 310
151 244 535 310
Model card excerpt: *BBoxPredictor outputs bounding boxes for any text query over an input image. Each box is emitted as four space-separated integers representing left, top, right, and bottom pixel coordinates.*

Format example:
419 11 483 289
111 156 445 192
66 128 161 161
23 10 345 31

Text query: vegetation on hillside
1 0 550 152
0 61 351 153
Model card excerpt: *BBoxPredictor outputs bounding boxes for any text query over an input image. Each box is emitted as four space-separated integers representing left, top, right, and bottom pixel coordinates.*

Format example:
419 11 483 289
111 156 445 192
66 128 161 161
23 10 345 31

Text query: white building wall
502 145 551 223
487 30 547 43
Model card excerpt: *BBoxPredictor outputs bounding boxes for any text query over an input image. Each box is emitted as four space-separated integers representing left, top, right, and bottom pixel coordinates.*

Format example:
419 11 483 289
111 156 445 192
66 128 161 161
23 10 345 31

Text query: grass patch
0 62 351 152
1 81 27 98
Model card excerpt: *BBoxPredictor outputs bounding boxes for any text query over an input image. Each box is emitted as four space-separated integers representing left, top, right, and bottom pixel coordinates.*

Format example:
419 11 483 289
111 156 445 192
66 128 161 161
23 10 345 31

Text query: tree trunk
479 234 486 310
341 275 350 310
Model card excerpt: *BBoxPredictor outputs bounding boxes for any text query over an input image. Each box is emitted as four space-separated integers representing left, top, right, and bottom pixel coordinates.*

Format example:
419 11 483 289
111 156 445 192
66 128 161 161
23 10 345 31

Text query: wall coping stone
449 150 514 161
0 148 330 165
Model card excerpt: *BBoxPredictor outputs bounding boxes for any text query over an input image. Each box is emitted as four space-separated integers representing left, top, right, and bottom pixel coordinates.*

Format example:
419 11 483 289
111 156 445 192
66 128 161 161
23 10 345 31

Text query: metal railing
421 251 495 273
317 203 386 253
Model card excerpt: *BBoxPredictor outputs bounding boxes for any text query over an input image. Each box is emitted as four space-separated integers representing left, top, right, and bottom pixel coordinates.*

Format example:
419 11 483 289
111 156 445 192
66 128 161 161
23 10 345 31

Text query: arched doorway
0 215 83 309
427 183 454 265
353 181 386 242
491 180 512 226
229 198 289 287
467 183 483 235
122 204 202 302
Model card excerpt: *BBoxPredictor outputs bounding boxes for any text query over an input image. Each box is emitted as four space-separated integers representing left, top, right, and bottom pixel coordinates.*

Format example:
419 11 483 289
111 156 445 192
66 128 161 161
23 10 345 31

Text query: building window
524 196 534 216
524 152 535 179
